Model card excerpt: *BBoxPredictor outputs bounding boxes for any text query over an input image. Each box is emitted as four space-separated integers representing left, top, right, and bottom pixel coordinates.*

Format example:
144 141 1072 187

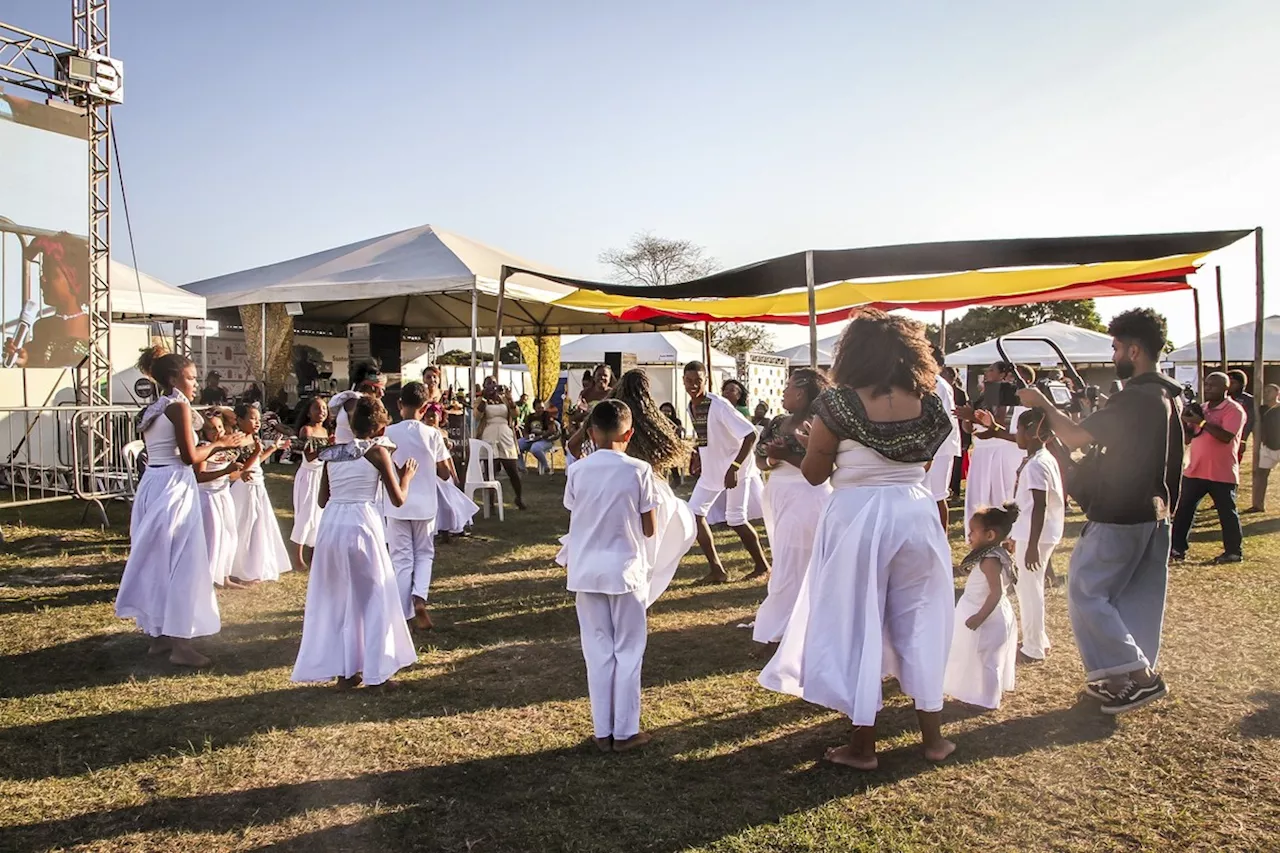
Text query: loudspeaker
369 324 401 373
603 351 623 378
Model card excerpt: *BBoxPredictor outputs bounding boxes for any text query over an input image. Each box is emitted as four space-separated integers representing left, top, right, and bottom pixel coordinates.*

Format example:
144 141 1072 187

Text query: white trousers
1014 539 1056 660
575 588 647 740
386 517 436 620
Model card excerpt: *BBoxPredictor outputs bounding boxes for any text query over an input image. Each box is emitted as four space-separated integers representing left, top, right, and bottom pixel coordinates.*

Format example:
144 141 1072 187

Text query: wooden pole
703 320 713 370
805 250 818 369
1253 227 1266 475
939 309 948 354
467 283 477 442
492 265 509 381
1217 265 1228 370
1192 288 1204 391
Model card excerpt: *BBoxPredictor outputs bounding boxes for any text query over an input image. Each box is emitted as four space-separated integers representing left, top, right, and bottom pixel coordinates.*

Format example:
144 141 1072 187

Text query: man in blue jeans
1171 372 1245 563
1017 309 1184 715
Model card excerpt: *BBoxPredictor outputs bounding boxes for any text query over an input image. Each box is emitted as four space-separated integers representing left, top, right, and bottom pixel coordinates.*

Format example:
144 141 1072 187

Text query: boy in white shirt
683 361 770 584
563 400 657 753
384 382 454 630
1011 408 1065 663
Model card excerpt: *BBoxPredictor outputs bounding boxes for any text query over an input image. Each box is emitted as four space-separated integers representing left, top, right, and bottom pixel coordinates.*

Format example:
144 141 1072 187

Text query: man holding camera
1016 309 1183 715
1170 372 1245 564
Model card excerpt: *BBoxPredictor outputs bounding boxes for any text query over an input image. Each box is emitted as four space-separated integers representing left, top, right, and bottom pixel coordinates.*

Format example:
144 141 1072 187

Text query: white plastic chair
122 439 146 501
464 439 505 521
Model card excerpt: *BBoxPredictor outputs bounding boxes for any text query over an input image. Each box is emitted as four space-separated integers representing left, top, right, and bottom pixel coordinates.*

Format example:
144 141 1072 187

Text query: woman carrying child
115 346 251 666
292 397 419 689
944 503 1020 710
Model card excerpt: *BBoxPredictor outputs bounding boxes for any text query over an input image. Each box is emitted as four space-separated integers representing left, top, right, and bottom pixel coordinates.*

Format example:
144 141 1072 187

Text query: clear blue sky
6 0 1278 349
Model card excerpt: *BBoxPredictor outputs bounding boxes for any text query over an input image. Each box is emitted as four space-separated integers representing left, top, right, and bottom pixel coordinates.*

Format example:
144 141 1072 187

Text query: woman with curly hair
564 369 696 605
759 309 956 770
752 367 833 644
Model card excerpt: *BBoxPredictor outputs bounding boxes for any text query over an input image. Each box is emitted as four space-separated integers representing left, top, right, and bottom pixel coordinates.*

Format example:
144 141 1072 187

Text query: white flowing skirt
706 468 764 525
759 481 954 725
435 477 478 533
199 485 239 586
754 466 831 644
964 439 1024 526
230 478 292 582
115 465 220 639
944 593 1017 709
291 502 418 685
291 460 325 546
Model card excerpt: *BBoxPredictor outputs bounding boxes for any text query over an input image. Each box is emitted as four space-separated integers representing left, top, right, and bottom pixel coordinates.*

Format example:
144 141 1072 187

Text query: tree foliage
941 300 1107 352
435 349 471 365
598 232 774 358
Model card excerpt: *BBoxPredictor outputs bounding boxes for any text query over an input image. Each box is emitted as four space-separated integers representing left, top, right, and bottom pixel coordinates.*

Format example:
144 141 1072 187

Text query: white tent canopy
182 224 655 336
773 334 841 367
944 320 1115 367
1166 316 1280 364
108 258 205 320
560 331 735 370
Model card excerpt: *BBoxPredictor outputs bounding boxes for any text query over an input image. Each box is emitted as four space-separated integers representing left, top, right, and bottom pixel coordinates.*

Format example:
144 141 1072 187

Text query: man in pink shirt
1171 372 1246 563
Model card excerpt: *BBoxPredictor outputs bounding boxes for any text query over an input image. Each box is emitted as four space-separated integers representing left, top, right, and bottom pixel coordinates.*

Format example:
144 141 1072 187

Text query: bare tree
598 233 773 358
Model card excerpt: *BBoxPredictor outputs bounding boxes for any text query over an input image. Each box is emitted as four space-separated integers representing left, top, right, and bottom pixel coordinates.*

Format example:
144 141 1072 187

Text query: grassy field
1 465 1279 852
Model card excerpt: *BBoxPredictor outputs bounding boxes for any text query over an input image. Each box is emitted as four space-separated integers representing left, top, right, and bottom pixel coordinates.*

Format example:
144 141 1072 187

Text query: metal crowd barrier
0 404 140 531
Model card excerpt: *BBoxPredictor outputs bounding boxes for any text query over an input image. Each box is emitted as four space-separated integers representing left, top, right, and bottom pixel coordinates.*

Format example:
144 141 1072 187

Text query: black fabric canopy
510 230 1253 300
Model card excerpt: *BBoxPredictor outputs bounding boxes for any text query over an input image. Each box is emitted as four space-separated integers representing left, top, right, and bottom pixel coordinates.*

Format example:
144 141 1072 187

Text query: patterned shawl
136 389 196 434
317 436 394 464
811 386 950 464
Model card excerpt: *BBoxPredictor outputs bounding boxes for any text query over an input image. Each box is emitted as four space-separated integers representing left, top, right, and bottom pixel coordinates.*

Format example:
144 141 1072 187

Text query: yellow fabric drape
516 334 560 403
239 303 295 399
550 253 1206 318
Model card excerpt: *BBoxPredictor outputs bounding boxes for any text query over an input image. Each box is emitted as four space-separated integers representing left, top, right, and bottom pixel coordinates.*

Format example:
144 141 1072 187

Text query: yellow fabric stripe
551 253 1205 317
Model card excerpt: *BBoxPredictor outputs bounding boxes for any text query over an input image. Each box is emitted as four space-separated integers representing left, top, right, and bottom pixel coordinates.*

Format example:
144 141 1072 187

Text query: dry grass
0 465 1278 852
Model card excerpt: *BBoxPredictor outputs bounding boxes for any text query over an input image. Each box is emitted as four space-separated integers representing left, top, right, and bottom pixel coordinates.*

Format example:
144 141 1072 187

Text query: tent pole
1217 265 1228 370
260 302 266 395
492 266 509 381
468 282 478 443
1253 227 1266 476
805 250 817 369
939 309 947 354
703 320 712 371
1192 288 1204 391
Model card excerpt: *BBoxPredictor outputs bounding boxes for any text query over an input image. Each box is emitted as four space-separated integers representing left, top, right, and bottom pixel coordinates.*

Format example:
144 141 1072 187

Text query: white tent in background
773 334 841 367
107 258 205 320
944 321 1115 367
1165 316 1280 364
560 331 736 414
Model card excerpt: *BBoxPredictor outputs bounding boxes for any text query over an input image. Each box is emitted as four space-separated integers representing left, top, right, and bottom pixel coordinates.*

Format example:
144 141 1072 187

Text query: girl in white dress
291 397 330 570
753 368 833 644
960 362 1032 528
424 403 477 536
944 503 1019 709
759 310 956 770
194 411 246 589
115 346 250 667
229 403 292 584
292 396 419 689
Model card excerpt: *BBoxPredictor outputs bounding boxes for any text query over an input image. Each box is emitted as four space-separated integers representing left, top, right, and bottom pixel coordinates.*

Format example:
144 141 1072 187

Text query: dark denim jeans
1171 476 1243 556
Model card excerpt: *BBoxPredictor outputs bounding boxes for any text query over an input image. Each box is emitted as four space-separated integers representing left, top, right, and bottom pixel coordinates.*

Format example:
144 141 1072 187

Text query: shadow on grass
0 584 118 615
1240 691 1280 739
0 697 1115 853
0 618 766 781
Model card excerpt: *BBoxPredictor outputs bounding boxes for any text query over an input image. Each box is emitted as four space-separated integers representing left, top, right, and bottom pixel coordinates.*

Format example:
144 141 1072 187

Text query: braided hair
610 369 692 476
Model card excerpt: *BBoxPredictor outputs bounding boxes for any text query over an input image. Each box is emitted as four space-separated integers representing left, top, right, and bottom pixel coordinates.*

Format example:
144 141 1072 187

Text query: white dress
435 477 478 533
963 407 1027 527
944 548 1017 709
230 450 292 582
479 403 518 459
759 441 954 725
291 457 325 547
291 441 418 686
754 463 832 644
197 447 240 586
115 393 220 639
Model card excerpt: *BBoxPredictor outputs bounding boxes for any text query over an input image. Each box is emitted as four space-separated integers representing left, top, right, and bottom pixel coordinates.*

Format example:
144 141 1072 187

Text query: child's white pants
575 588 647 740
386 517 436 620
1014 539 1055 660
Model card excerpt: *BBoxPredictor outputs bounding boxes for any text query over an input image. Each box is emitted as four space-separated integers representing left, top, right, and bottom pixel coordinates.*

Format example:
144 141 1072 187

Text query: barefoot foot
743 568 770 583
824 744 878 770
148 637 173 656
336 675 363 690
613 732 652 753
412 597 433 630
593 736 613 753
923 739 956 763
168 646 211 668
694 569 730 586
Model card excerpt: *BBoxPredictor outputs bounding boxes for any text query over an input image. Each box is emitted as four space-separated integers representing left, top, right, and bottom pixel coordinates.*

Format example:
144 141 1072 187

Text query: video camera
986 336 1093 414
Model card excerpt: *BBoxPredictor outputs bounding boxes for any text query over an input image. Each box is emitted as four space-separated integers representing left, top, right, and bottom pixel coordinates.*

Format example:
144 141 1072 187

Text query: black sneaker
1169 551 1186 563
1101 675 1168 715
1084 680 1121 702
1213 553 1243 565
